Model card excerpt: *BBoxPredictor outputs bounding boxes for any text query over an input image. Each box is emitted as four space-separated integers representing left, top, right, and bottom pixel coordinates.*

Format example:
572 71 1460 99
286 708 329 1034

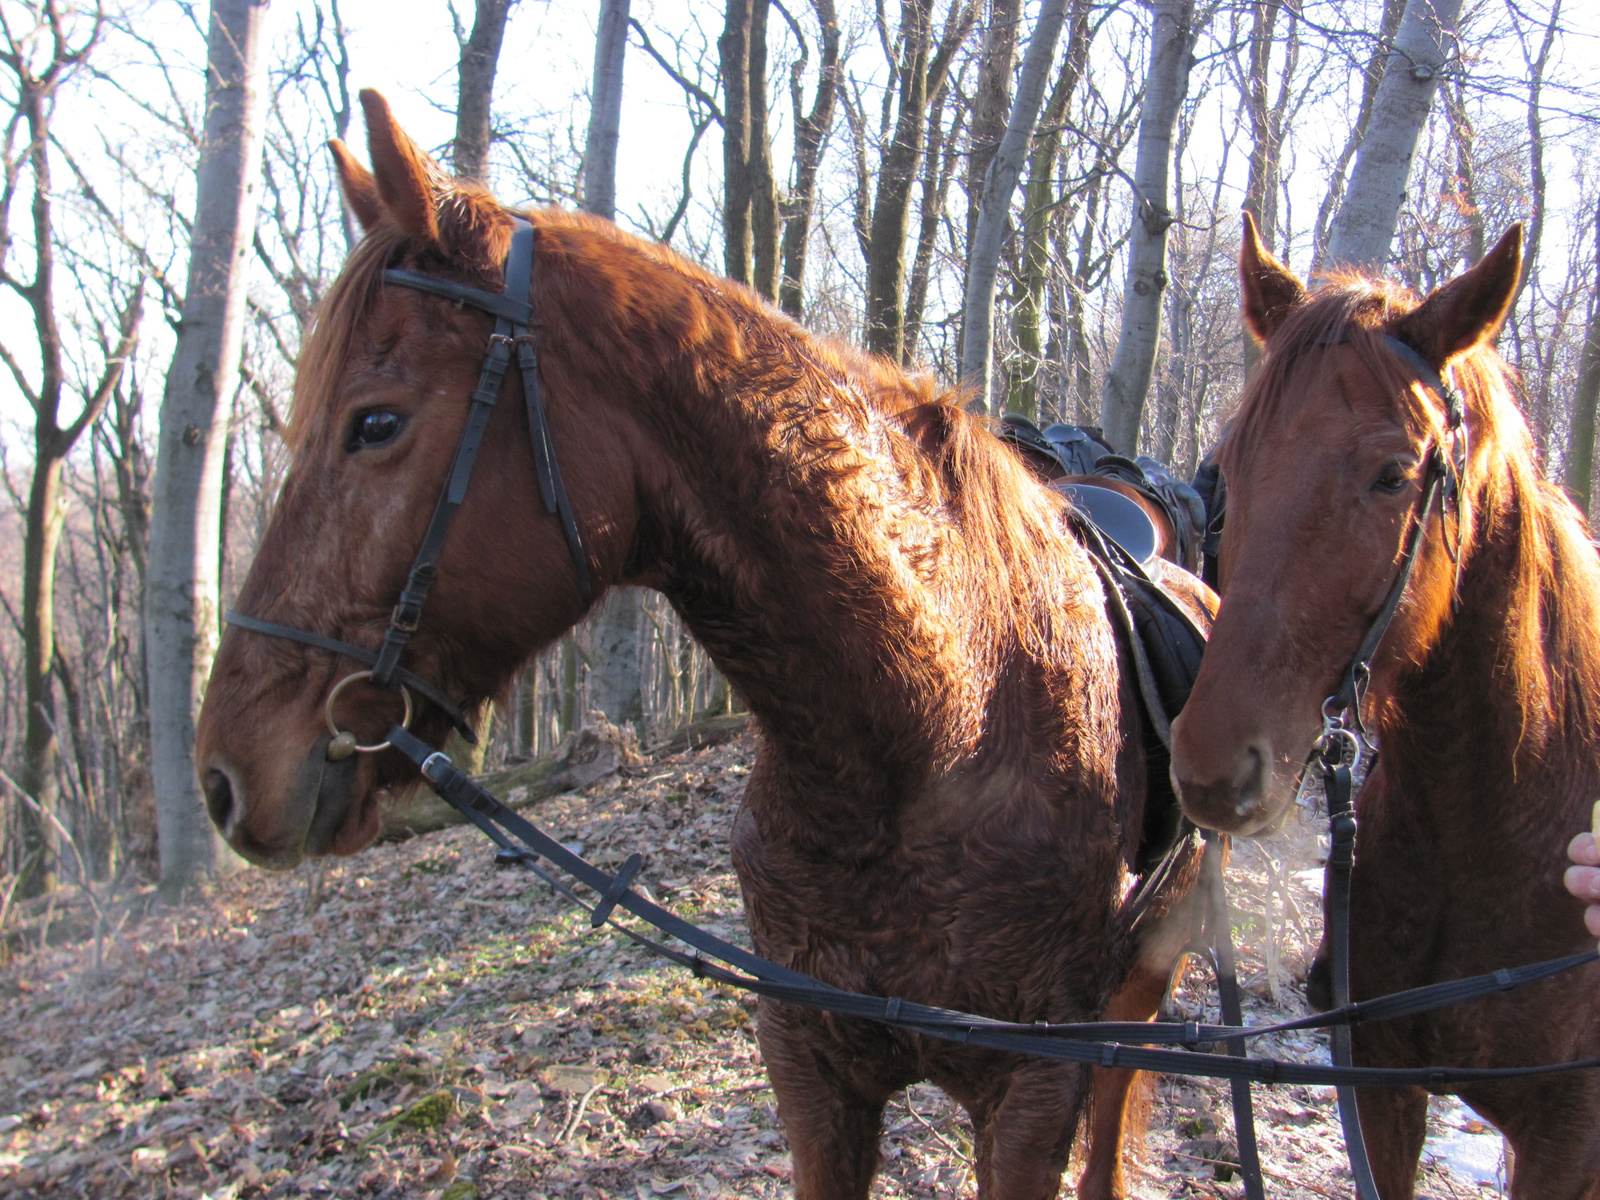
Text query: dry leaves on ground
0 734 1502 1198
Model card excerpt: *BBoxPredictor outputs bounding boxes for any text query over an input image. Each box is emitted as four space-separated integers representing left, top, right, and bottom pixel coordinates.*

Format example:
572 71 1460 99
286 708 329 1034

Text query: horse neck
1379 456 1600 852
625 341 1071 807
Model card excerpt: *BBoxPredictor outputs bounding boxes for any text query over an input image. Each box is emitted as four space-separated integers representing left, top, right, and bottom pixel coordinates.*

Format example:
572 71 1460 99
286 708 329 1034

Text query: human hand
1564 824 1600 940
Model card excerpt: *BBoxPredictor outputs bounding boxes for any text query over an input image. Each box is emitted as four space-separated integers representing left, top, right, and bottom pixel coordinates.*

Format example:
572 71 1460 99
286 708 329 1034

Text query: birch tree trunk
1098 0 1195 454
453 0 516 182
1324 0 1463 271
146 0 271 901
583 0 630 221
959 0 1069 412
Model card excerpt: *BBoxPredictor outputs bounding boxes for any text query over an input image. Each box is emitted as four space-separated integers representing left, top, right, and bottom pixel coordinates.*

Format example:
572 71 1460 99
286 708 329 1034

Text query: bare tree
1324 0 1463 270
862 0 976 362
582 0 629 220
959 0 1069 412
720 0 781 297
146 0 271 901
0 2 143 898
581 0 646 736
1099 0 1198 453
776 0 840 319
1568 193 1600 518
452 0 516 182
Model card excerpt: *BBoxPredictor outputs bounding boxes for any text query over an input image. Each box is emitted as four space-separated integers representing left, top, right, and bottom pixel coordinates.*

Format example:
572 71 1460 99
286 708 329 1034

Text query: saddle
998 415 1210 573
994 417 1213 871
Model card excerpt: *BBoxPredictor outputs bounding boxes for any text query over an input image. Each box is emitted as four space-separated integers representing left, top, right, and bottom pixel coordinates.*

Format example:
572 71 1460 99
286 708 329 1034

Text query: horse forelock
287 183 515 453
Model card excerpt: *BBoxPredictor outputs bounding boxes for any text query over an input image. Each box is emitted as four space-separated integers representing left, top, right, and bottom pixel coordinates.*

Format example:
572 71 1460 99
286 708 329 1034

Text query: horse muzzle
202 735 370 868
1168 728 1288 837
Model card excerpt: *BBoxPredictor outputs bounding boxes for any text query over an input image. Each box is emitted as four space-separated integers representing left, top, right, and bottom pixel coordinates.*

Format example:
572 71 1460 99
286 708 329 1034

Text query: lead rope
1203 832 1266 1200
1318 714 1383 1200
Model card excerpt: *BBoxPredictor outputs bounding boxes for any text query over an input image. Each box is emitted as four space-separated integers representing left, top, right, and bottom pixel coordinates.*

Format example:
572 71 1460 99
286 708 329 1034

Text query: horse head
197 92 650 867
1168 214 1524 835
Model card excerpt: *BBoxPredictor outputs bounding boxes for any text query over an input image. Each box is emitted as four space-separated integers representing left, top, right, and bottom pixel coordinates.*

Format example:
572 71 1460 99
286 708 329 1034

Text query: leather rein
225 217 592 758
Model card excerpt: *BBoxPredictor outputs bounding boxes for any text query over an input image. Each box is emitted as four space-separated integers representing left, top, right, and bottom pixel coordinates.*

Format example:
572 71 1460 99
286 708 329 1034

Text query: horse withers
195 92 1207 1200
1169 215 1600 1198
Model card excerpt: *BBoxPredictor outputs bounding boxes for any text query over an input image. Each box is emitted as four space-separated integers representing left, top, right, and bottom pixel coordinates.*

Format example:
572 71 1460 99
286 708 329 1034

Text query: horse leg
756 1002 893 1200
1075 957 1176 1200
1353 1085 1428 1200
1468 1078 1600 1200
969 1062 1087 1200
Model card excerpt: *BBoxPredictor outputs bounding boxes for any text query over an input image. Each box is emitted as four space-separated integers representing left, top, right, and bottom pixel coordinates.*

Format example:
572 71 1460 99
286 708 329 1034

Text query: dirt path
0 733 1505 1198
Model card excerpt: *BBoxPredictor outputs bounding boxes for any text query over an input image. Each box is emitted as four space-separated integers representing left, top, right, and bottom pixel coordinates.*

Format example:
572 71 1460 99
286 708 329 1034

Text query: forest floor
0 728 1510 1199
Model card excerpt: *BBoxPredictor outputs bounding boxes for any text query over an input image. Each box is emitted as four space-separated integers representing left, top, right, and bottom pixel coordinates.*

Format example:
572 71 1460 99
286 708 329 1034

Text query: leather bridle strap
226 214 592 744
370 217 592 690
223 610 475 740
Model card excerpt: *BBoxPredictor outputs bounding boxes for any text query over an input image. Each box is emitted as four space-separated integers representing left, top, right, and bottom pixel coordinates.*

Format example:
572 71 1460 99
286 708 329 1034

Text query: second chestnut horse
1171 217 1600 1198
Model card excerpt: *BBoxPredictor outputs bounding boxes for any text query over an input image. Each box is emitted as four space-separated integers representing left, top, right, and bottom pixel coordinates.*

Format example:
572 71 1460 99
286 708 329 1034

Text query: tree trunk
1324 0 1463 271
586 588 646 733
746 0 780 299
1008 1 1091 421
147 0 271 902
865 0 974 362
19 455 67 895
453 0 516 182
1565 196 1600 519
1310 0 1406 270
777 0 840 318
959 0 1069 412
963 0 1022 252
721 0 756 287
583 0 630 221
1098 0 1196 454
577 0 646 744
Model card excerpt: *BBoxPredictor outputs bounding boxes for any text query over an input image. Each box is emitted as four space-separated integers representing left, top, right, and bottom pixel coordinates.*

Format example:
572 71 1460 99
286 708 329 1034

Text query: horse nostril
204 769 235 831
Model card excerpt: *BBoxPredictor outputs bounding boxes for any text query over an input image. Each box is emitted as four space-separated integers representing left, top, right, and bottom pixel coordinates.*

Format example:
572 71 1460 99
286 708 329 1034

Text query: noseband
226 216 593 758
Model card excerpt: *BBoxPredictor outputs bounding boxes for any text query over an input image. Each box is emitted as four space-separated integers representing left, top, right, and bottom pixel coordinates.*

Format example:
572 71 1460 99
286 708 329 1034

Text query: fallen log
379 719 642 842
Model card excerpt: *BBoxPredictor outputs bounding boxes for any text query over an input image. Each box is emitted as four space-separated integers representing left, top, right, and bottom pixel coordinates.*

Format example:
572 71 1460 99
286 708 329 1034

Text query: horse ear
1239 210 1306 344
358 89 441 245
327 140 383 232
1393 225 1523 368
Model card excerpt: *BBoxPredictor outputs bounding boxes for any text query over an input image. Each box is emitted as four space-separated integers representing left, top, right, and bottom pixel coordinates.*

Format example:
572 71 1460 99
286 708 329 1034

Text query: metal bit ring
324 670 414 759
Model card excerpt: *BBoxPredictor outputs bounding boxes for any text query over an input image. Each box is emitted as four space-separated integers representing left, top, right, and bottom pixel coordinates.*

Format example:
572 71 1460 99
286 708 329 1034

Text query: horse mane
288 189 1082 663
1225 275 1600 743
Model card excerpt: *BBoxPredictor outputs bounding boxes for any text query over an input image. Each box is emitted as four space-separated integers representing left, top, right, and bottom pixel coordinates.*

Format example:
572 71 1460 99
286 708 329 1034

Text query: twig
901 1091 970 1165
1170 1150 1341 1199
561 1081 604 1144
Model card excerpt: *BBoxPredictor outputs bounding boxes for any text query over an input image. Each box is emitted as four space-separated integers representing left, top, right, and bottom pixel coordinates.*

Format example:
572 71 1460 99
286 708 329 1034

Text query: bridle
226 216 593 761
1296 331 1469 1200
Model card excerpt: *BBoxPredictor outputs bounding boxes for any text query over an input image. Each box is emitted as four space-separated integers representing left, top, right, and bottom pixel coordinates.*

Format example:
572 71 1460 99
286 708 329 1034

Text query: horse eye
348 410 402 451
1372 465 1410 495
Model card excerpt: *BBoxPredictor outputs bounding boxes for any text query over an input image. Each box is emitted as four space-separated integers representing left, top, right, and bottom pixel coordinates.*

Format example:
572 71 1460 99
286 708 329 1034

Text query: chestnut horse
1170 217 1600 1198
195 93 1208 1200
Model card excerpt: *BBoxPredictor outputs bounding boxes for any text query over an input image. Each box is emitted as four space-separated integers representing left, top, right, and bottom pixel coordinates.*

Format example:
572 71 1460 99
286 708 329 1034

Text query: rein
225 217 592 754
382 720 1600 1087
